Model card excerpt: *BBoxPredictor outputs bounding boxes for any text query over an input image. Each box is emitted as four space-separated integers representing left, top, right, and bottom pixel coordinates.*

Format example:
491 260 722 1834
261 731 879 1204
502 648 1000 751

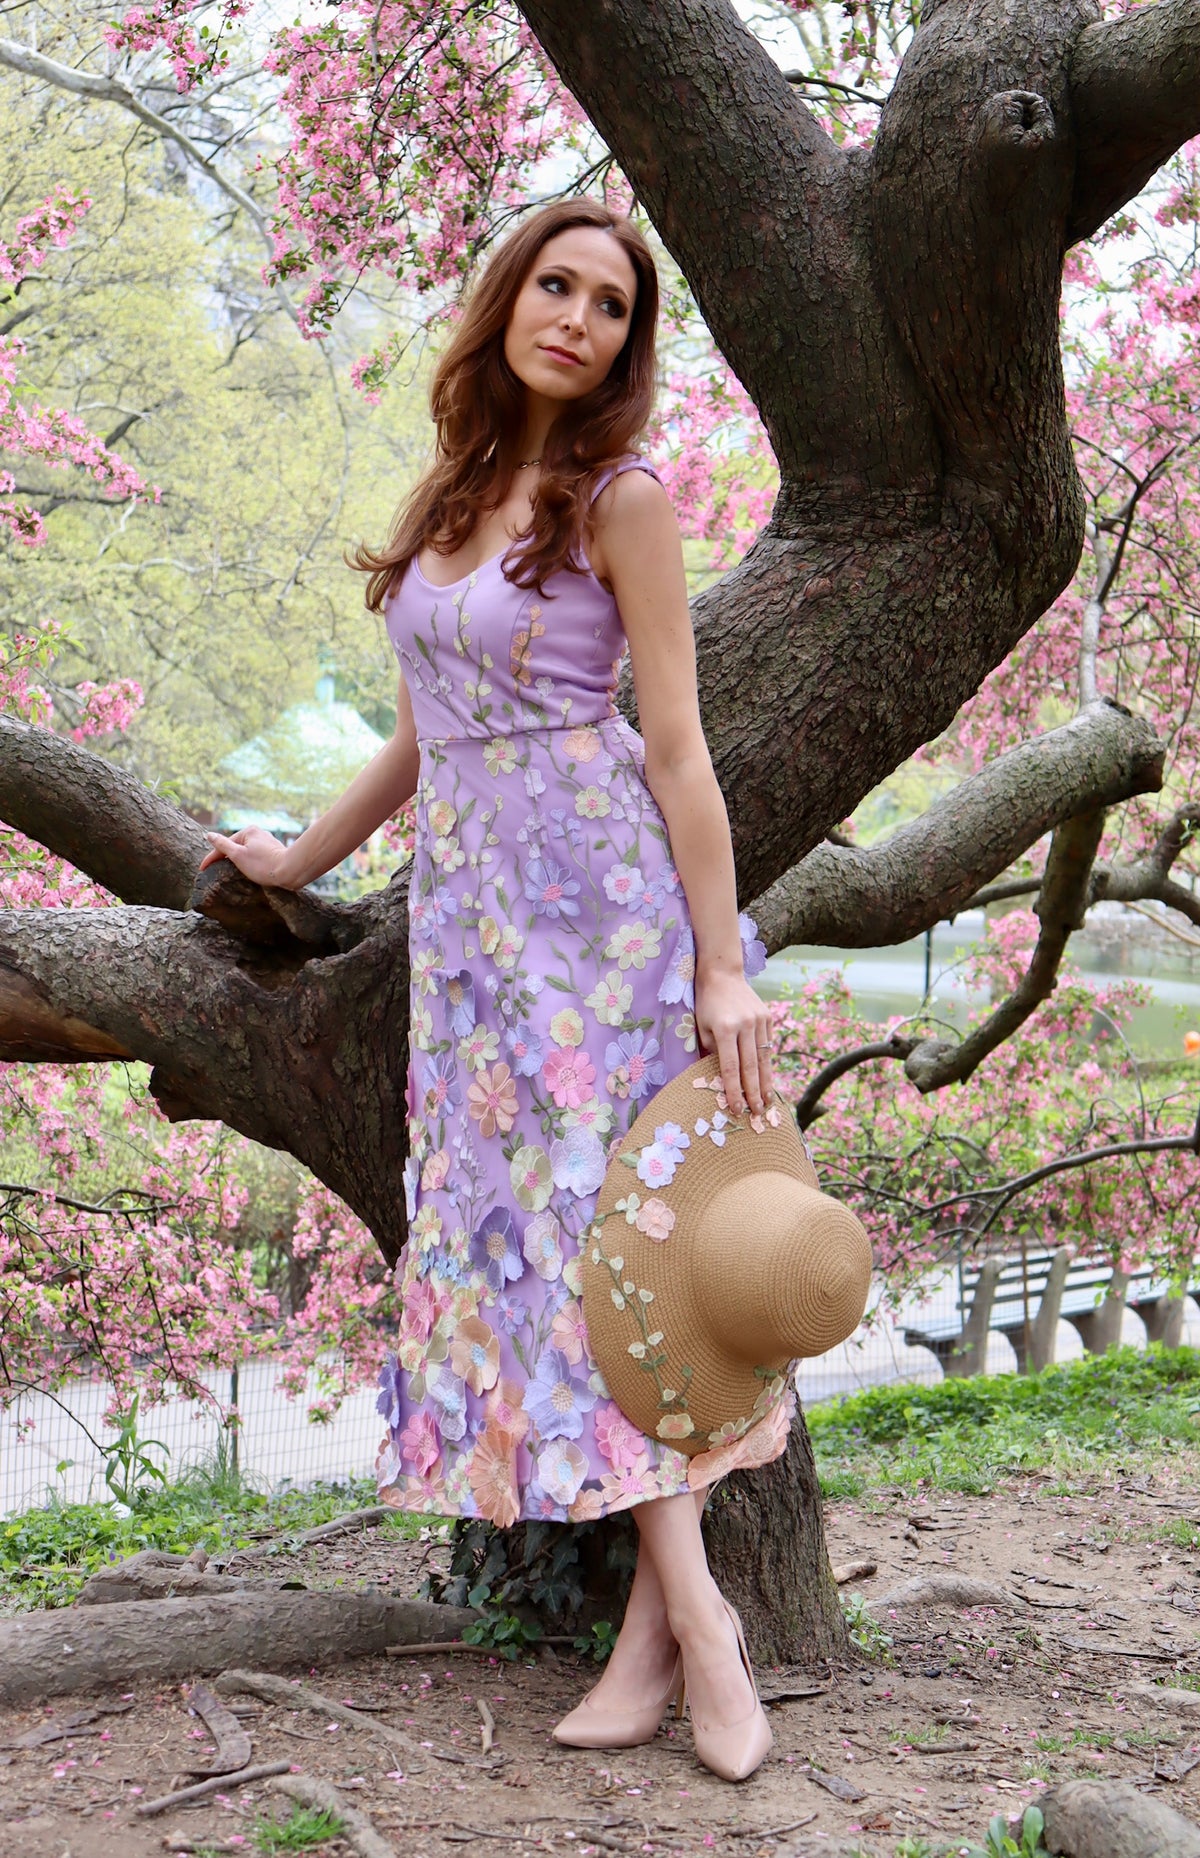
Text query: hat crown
692 1172 874 1364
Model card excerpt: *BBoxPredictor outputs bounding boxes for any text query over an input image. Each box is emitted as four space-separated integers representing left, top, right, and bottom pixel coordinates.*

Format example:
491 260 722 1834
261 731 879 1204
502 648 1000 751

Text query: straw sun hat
582 1056 872 1457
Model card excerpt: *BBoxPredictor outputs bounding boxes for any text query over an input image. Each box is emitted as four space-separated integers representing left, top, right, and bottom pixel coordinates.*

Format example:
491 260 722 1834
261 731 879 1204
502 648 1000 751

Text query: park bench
903 1247 1195 1377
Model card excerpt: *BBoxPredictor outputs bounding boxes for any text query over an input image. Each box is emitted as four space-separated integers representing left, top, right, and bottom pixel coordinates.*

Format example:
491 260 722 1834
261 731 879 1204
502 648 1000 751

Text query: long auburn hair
354 199 659 610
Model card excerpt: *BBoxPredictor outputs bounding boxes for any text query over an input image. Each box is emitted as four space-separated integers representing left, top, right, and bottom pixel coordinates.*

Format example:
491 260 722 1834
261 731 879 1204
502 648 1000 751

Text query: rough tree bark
4 0 1200 1663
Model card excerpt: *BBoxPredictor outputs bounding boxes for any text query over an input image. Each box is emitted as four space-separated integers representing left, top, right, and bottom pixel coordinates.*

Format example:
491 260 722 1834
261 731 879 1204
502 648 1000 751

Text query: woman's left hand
693 969 773 1117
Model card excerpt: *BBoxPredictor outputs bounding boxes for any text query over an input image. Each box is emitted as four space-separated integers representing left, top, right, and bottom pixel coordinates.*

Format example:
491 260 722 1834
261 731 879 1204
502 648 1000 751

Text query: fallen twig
213 1668 428 1770
478 1697 495 1755
272 1771 397 1858
135 1758 292 1817
759 1683 829 1705
1060 1637 1177 1660
221 1507 395 1564
726 1815 819 1840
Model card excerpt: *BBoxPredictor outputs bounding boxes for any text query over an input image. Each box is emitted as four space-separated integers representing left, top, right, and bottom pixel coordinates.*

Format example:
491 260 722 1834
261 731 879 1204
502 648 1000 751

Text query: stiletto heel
687 1601 773 1783
552 1648 685 1749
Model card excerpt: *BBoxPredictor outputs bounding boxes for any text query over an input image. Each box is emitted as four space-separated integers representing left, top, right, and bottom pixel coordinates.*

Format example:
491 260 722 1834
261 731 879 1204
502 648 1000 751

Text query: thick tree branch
746 701 1164 953
1068 0 1200 244
0 714 207 910
0 900 412 1264
513 0 855 473
0 715 373 950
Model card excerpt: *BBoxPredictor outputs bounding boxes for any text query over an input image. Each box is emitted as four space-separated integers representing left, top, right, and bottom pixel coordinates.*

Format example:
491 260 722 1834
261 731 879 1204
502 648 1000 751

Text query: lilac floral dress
374 459 794 1527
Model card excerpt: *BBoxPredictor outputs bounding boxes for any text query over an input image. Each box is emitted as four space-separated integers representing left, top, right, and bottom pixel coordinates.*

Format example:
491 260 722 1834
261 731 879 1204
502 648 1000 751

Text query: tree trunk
703 1420 845 1666
4 0 1200 1671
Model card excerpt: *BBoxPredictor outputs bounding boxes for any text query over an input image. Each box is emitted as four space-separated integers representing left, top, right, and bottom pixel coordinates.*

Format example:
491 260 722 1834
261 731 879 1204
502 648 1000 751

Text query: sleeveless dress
374 458 795 1527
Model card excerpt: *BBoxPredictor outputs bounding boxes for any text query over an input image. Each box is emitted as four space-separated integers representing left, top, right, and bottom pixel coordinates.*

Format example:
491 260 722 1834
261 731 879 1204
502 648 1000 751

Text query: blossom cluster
1 195 156 545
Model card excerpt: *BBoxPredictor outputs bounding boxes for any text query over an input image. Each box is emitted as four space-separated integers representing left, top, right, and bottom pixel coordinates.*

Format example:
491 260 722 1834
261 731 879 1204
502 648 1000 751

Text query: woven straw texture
583 1055 871 1456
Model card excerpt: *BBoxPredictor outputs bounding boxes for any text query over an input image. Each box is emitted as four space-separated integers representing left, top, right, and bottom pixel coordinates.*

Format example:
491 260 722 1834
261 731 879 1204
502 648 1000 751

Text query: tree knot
976 89 1057 158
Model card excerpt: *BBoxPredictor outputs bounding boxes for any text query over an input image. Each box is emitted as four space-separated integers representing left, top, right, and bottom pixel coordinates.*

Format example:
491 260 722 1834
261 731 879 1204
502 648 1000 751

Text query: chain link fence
7 1269 1198 1518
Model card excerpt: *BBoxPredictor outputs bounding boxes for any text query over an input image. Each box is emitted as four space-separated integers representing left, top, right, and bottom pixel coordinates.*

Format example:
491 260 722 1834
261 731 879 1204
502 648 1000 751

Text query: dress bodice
382 459 658 741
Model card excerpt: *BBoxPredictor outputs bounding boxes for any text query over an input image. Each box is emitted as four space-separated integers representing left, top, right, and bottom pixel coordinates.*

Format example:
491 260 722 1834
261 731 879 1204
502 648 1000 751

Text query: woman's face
503 226 637 408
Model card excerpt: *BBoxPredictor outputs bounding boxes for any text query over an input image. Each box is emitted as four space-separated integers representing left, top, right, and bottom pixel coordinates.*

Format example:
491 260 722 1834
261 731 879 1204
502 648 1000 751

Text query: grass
0 1464 424 1612
1154 1515 1200 1549
806 1344 1200 1495
250 1804 345 1852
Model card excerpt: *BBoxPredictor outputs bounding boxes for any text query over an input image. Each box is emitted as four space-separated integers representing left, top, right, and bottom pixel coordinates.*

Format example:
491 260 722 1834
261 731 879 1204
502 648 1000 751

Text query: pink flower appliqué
594 1400 645 1470
398 1410 441 1478
634 1197 675 1242
542 1045 597 1110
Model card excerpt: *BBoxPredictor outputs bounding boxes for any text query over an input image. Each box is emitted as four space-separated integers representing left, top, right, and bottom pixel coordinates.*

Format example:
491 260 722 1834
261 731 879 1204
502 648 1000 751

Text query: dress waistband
416 712 632 748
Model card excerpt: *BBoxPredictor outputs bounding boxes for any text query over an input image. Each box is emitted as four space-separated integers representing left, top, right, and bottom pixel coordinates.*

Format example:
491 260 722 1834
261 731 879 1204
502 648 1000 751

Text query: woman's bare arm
592 470 771 1116
198 671 420 891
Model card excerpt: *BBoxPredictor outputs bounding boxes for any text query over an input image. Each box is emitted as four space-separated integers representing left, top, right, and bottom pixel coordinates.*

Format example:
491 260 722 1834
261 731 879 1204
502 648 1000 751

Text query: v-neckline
412 543 511 592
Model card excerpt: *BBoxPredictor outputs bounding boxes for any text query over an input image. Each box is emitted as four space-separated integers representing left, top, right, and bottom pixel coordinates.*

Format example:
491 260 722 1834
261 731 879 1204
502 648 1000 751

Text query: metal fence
5 1272 1199 1519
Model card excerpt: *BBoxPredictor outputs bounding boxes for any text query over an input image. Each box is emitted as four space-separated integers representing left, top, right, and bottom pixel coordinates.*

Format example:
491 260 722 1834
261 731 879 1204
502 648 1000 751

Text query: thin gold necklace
516 456 541 469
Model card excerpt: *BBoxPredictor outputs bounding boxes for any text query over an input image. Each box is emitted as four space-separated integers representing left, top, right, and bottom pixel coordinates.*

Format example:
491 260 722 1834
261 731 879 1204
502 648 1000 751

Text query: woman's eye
540 275 566 294
601 298 626 318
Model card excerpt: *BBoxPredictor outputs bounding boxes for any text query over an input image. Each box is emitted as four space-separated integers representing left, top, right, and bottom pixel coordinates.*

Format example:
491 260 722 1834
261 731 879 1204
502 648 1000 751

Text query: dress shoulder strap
588 455 663 504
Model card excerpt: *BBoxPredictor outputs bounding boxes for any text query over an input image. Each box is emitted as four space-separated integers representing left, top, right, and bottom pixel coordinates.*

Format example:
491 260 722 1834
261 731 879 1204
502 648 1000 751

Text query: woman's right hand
198 826 294 888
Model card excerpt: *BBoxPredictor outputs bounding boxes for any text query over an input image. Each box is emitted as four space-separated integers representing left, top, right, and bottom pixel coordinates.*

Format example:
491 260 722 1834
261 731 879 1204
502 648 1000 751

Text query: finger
716 1031 744 1116
756 1020 774 1105
737 1024 764 1115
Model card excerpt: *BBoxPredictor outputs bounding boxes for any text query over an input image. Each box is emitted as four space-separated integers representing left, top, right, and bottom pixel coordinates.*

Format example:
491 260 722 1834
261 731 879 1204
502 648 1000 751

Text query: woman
199 199 788 1782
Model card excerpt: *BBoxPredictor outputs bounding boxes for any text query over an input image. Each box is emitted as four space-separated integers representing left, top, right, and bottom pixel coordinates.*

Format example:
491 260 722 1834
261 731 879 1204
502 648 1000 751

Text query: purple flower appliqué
494 1290 529 1335
524 1348 597 1442
524 857 581 919
657 925 696 1008
429 1367 468 1443
636 1122 691 1190
635 869 681 920
524 1484 568 1522
376 1353 405 1430
604 1029 667 1102
504 1020 546 1077
739 912 768 979
470 1207 524 1294
408 891 440 944
428 885 460 926
420 1051 462 1115
442 969 478 1038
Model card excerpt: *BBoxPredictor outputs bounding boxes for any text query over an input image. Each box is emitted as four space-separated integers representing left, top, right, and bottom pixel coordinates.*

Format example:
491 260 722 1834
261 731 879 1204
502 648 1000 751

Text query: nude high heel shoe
552 1650 686 1750
687 1601 773 1783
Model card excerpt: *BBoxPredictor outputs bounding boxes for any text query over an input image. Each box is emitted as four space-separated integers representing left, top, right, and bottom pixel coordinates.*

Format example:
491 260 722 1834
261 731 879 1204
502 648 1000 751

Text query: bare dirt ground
5 1466 1200 1858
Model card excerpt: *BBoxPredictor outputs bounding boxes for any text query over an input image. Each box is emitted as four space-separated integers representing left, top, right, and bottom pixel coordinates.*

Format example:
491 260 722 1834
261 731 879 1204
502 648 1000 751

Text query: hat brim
583 1055 868 1456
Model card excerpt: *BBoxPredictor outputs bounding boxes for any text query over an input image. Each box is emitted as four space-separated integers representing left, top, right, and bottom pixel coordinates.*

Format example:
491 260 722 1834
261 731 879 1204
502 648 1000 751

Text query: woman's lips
541 345 584 366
